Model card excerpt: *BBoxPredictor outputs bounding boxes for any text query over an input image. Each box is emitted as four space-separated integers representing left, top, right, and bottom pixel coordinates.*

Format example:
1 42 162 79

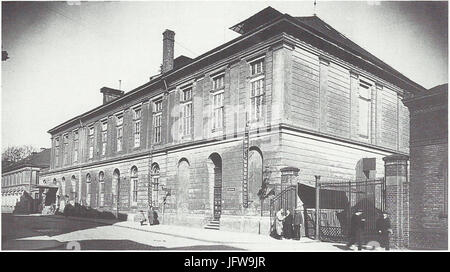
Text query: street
1 213 347 251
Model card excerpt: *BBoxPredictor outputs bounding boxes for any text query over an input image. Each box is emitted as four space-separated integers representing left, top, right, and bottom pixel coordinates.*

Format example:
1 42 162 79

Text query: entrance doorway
209 153 222 220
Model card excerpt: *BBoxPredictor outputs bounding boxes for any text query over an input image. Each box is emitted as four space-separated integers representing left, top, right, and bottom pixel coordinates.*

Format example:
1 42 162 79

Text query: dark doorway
210 153 222 220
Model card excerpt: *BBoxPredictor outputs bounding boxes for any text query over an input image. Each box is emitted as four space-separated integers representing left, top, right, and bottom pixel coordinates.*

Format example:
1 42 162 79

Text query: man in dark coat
282 209 294 239
346 210 365 250
376 212 392 250
293 207 303 240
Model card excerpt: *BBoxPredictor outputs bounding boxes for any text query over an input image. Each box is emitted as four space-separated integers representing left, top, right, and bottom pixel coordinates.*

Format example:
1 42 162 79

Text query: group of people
347 209 392 251
271 207 303 240
139 208 160 226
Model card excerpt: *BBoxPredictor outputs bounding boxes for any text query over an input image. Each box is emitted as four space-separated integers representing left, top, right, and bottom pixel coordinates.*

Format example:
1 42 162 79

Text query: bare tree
2 145 38 163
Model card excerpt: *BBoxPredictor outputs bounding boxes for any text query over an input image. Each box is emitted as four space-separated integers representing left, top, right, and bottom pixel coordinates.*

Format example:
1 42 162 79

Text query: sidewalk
45 214 342 251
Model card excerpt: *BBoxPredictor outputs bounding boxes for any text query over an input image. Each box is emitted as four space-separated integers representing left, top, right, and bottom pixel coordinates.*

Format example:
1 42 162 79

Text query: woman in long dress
275 208 285 239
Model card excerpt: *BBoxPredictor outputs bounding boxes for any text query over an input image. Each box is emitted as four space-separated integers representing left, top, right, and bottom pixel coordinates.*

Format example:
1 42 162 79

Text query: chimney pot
162 29 175 73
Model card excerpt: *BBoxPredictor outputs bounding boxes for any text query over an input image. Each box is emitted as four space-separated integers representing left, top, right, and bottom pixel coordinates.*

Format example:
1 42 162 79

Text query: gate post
315 175 321 240
383 154 409 248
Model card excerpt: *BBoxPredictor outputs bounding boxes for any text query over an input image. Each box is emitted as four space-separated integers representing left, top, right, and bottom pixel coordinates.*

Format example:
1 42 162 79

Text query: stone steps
204 219 220 230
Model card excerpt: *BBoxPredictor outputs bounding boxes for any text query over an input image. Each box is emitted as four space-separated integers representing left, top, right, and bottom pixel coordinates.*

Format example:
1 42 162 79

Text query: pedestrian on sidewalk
346 209 365 250
283 209 294 239
376 211 392 251
293 206 303 240
148 207 154 225
272 208 285 240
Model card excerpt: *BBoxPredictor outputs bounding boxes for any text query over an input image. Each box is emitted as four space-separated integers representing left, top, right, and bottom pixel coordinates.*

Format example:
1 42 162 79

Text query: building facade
404 84 448 249
1 149 50 214
40 7 424 234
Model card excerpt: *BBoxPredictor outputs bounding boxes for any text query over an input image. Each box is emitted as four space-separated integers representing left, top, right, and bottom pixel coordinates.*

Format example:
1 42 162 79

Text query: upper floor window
133 107 141 148
63 134 69 165
101 120 108 156
212 74 224 90
249 58 265 122
88 125 95 159
116 113 123 152
212 91 224 130
181 87 193 136
73 130 79 162
358 81 372 138
153 99 163 143
181 87 192 102
250 58 264 76
54 137 60 165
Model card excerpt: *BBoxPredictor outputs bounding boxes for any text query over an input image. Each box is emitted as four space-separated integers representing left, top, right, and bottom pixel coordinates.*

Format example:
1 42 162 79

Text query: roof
2 148 51 173
48 6 427 135
428 83 448 94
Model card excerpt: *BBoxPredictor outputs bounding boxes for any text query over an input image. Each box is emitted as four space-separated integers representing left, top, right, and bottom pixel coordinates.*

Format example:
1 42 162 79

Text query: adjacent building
40 7 425 234
404 83 448 249
1 148 50 213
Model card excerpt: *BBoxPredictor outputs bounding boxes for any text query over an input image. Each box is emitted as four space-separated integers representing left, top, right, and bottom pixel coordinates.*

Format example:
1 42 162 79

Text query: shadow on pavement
2 213 115 241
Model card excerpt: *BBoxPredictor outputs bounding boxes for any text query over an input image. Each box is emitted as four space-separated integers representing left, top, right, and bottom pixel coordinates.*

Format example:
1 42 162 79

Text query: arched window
112 169 120 206
130 166 138 206
86 173 91 206
99 171 105 207
151 163 160 207
71 175 77 201
177 158 190 212
61 177 66 196
247 147 263 213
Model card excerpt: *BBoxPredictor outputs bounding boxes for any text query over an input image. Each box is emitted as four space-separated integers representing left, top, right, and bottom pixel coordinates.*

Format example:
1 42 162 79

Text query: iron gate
317 178 386 243
269 185 297 231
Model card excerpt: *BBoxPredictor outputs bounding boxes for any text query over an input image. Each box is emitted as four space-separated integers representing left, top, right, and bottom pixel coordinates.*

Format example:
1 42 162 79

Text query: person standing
283 209 294 239
293 207 303 240
376 211 392 250
346 209 365 250
274 208 285 239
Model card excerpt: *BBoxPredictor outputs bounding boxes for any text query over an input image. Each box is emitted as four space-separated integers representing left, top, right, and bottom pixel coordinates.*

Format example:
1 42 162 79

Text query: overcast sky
1 0 448 149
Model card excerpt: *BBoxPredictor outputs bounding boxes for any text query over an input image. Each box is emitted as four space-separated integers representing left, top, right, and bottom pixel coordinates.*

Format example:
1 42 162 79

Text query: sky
1 0 448 150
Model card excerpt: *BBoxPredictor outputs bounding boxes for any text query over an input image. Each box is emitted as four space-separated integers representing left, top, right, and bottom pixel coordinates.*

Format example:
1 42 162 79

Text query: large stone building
40 7 425 234
404 84 448 249
1 148 50 213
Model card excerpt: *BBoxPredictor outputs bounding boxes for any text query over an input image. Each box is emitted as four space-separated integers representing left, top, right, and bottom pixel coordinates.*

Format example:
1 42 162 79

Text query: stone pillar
383 154 409 248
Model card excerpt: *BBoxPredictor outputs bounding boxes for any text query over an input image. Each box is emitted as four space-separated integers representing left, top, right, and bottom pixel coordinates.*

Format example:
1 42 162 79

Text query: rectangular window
212 92 224 130
133 107 141 148
358 82 371 138
249 58 265 122
101 120 107 156
54 137 60 166
116 114 123 152
250 77 265 121
63 134 69 165
181 87 193 136
132 179 138 205
99 182 105 207
73 130 79 162
153 99 163 143
88 125 95 159
250 58 264 76
212 74 224 90
181 102 192 136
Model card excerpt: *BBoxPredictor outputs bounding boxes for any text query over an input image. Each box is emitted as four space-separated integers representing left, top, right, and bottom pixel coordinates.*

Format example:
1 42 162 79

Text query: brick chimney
162 29 175 73
100 87 124 105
